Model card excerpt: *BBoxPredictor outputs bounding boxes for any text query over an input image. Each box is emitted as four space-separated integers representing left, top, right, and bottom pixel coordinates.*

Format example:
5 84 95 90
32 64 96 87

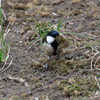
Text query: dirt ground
0 0 100 100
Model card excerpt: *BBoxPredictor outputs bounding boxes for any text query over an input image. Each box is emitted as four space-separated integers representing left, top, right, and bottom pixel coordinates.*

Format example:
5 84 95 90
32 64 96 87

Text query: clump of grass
57 76 98 97
28 19 61 52
28 18 90 52
0 4 12 72
0 5 4 63
63 32 90 38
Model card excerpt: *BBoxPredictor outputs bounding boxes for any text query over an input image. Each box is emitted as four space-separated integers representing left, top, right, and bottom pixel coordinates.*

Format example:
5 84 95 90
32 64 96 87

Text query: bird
43 30 69 69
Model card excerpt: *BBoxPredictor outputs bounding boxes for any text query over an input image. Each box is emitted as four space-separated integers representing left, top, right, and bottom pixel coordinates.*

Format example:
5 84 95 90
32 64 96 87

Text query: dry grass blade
90 51 98 70
0 6 12 72
95 75 100 90
7 75 28 87
94 57 100 68
2 9 7 20
1 56 13 72
88 96 100 100
4 29 10 39
0 47 13 72
90 47 98 71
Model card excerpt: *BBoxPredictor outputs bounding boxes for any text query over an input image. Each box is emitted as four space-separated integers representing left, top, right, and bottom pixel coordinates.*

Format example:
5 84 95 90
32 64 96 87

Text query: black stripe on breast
51 40 59 55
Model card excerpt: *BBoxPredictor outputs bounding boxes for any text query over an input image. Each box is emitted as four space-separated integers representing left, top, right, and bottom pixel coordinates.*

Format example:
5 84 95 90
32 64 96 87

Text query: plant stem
0 6 4 48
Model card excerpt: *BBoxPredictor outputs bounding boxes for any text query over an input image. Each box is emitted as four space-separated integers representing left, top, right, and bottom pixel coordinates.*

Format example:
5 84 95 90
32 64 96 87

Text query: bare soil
0 0 100 100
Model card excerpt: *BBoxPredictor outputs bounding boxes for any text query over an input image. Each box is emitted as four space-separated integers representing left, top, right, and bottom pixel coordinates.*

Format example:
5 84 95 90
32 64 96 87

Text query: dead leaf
76 25 83 33
41 12 50 17
7 2 26 10
8 14 16 23
19 29 25 34
26 2 33 9
25 11 29 16
52 0 65 5
73 9 82 15
71 0 82 4
74 90 80 95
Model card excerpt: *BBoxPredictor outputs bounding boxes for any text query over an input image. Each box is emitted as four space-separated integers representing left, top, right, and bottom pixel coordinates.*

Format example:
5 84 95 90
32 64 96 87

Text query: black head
47 30 59 38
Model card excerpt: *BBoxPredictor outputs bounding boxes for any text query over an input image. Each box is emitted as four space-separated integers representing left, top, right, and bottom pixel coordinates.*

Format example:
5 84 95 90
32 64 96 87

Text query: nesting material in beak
43 30 70 69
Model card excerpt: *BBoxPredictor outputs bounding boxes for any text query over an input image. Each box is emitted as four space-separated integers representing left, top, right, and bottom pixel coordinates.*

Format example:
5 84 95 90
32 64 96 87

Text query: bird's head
46 30 59 44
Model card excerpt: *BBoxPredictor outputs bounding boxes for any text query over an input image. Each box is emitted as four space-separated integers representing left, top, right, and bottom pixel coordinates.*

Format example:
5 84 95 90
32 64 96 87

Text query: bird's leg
44 56 50 69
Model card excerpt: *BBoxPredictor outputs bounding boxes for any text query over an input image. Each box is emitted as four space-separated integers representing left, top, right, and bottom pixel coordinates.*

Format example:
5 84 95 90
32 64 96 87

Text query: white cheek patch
46 36 54 44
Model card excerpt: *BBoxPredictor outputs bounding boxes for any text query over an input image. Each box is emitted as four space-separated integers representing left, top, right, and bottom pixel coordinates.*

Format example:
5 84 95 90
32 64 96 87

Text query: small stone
35 97 39 100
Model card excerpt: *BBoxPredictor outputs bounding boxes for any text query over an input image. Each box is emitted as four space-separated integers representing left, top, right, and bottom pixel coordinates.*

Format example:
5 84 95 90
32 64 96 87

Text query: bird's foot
43 56 49 69
43 62 48 69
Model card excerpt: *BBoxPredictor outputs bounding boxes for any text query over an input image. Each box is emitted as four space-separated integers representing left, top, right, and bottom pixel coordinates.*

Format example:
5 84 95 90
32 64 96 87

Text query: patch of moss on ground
48 57 90 75
57 75 98 97
48 58 75 75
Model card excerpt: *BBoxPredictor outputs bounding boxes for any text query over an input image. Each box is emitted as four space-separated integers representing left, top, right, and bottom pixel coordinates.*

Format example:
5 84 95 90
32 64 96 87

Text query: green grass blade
5 41 10 54
0 6 4 62
57 18 61 31
64 32 90 38
32 31 38 38
40 33 46 53
29 37 40 45
0 50 3 62
35 21 40 27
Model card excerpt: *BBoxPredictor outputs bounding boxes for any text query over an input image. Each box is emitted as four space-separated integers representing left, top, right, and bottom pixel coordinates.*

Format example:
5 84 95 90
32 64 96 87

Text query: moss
65 60 74 66
75 60 90 71
60 80 67 84
63 86 71 96
48 58 79 75
57 75 98 97
38 95 46 100
35 82 42 87
72 9 82 16
8 96 19 100
58 85 63 90
30 76 39 82
59 64 69 73
74 90 80 96
49 60 57 67
57 59 74 75
20 93 27 99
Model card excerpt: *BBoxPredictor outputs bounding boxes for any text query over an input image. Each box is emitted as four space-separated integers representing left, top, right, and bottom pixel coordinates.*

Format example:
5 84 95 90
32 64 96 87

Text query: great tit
43 30 69 69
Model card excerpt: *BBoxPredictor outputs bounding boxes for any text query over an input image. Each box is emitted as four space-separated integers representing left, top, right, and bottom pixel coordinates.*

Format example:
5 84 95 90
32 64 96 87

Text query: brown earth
0 0 100 100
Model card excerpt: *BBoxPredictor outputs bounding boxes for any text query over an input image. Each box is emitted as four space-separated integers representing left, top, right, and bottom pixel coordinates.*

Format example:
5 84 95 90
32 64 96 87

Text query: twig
95 76 100 90
56 75 69 80
4 29 10 39
81 58 91 62
90 51 98 70
2 9 7 20
5 23 10 32
91 45 94 54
